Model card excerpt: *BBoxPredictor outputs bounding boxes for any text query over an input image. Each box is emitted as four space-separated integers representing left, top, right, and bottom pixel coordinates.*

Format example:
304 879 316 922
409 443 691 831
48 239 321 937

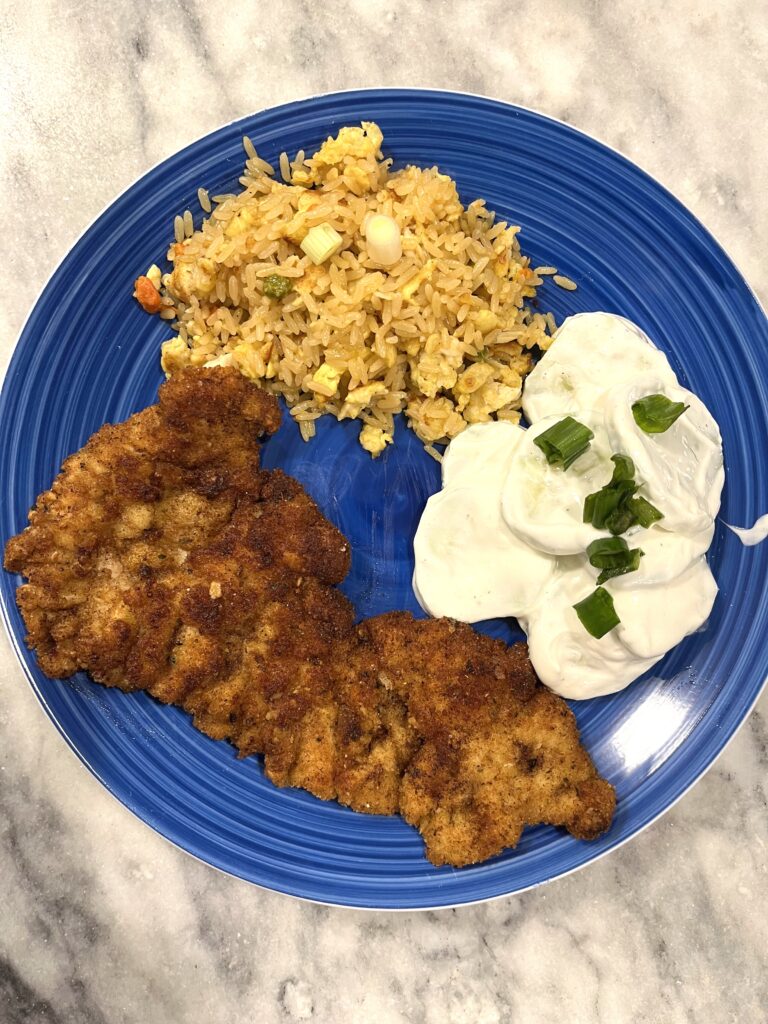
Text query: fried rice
146 122 564 456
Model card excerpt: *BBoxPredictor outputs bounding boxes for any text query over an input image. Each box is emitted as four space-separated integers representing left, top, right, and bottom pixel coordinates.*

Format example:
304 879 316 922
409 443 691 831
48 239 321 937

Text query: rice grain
553 274 578 291
198 188 212 213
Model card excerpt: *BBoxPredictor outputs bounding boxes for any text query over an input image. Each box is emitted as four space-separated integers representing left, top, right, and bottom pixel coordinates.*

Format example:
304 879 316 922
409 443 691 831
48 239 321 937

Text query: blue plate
2 90 767 909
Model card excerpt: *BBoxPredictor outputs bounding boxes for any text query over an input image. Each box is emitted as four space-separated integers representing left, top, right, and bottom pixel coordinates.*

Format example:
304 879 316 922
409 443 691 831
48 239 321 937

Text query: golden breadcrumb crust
5 367 614 866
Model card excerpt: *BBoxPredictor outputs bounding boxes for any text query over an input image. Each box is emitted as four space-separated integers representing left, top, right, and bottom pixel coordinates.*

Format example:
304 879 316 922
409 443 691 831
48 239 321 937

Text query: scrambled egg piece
343 164 377 196
298 191 323 214
454 363 523 420
146 264 162 289
168 248 217 302
292 122 384 188
282 192 327 245
406 396 466 443
232 341 276 381
161 337 191 374
203 353 235 369
293 264 325 294
463 380 520 423
496 364 524 391
413 352 460 398
473 309 499 334
401 259 436 301
413 337 465 399
344 382 386 407
189 345 215 367
453 362 495 397
359 425 393 458
311 364 341 397
224 205 259 239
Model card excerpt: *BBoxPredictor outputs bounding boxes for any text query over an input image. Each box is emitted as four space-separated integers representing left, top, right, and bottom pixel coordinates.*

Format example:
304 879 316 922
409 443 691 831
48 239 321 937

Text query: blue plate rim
1 87 767 910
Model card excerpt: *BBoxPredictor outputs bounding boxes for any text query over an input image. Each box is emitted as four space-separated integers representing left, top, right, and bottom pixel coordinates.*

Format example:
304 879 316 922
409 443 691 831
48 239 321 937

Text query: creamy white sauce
602 522 714 589
524 559 661 700
724 514 768 546
522 312 678 424
441 421 522 489
413 311 723 700
413 485 555 621
413 423 556 622
501 411 614 555
603 375 724 534
612 558 718 660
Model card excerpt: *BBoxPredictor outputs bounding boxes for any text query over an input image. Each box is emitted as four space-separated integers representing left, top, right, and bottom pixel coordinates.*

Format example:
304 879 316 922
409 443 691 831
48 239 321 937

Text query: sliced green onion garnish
587 537 644 584
583 479 636 530
609 453 635 483
627 495 664 527
573 586 621 639
582 491 596 525
583 486 621 528
587 536 631 567
596 548 644 585
582 452 665 536
631 393 689 433
533 416 594 470
605 507 637 537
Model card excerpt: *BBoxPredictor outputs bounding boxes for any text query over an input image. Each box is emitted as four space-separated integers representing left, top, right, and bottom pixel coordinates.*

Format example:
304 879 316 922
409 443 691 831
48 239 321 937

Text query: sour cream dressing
414 423 556 621
603 375 724 534
413 312 724 700
724 514 768 546
501 411 615 555
521 312 678 423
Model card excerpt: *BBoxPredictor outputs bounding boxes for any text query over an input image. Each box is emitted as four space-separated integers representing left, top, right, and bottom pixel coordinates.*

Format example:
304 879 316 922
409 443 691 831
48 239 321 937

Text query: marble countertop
2 3 767 1022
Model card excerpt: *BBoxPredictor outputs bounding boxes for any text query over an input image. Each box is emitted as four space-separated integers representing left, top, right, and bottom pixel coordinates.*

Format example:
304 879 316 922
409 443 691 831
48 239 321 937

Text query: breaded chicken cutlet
4 367 615 867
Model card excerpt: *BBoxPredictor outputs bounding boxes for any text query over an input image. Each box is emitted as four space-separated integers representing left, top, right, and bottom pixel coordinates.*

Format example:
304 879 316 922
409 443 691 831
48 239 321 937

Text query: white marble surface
1 2 767 1022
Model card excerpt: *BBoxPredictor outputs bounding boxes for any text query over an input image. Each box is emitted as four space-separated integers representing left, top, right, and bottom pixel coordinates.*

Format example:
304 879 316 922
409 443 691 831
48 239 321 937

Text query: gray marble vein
1 1 767 1022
